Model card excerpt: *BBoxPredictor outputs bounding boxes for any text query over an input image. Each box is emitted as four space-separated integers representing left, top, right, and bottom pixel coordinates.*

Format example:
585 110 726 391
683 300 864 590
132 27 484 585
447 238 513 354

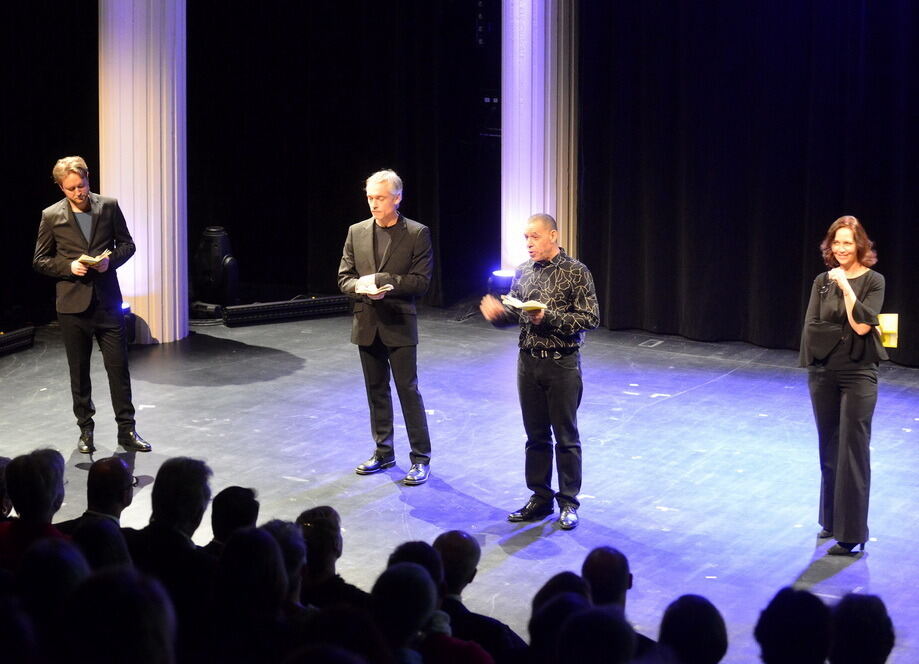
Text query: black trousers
57 299 135 433
808 367 877 543
518 349 583 508
358 333 431 464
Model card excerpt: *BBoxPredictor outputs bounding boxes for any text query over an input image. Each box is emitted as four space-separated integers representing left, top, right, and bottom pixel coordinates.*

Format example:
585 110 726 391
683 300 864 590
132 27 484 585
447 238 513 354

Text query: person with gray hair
0 448 68 571
338 169 434 485
33 155 151 454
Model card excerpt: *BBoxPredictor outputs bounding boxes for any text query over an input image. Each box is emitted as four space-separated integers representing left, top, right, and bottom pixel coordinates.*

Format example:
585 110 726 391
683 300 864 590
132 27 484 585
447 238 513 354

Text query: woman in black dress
799 215 887 555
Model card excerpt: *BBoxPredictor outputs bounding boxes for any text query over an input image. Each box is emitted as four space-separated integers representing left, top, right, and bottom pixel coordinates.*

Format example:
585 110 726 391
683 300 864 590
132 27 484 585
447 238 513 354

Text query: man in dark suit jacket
32 156 150 454
338 169 433 485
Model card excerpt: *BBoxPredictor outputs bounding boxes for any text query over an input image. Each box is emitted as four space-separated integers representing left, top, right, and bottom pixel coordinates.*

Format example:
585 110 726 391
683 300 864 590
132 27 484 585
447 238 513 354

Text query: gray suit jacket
337 215 433 346
33 193 136 314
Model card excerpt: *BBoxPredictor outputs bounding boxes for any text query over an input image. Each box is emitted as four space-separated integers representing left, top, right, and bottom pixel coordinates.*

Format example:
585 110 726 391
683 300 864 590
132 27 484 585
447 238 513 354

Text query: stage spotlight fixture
487 269 514 296
192 226 239 306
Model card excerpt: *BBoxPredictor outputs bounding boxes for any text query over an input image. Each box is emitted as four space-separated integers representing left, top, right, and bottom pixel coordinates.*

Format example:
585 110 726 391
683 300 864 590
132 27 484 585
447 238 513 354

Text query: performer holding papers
480 213 599 530
338 169 434 486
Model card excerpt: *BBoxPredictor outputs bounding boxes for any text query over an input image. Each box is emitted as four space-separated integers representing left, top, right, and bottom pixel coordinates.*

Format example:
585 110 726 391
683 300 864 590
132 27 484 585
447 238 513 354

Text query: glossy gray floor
2 307 917 662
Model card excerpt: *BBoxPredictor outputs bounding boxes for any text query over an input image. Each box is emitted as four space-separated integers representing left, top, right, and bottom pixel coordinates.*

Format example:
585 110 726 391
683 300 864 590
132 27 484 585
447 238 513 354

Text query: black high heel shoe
827 541 865 555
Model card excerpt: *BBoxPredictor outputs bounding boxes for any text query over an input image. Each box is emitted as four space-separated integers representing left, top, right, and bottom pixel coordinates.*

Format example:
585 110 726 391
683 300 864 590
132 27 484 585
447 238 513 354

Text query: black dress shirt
503 248 600 350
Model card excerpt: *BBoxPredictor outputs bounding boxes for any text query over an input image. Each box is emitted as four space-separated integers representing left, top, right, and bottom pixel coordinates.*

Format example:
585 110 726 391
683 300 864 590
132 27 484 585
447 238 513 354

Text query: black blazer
337 215 433 346
33 193 136 314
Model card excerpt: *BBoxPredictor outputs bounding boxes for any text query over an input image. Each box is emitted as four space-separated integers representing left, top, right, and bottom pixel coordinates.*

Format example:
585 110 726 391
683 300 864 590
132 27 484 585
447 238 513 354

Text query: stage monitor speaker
222 295 350 327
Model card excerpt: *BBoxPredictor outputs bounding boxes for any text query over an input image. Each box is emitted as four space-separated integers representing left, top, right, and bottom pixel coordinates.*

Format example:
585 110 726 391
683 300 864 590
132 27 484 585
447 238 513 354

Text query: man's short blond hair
52 156 89 185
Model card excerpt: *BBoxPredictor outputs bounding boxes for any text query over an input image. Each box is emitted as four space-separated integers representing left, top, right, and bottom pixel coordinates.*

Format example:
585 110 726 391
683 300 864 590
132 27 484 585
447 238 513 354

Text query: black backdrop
3 2 915 367
579 0 917 366
2 3 99 329
186 0 500 305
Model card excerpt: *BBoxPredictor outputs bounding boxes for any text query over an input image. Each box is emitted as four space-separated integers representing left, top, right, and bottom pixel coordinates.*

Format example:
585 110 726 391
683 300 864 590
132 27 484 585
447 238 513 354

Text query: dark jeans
808 367 877 543
58 299 135 434
518 349 583 508
358 333 431 464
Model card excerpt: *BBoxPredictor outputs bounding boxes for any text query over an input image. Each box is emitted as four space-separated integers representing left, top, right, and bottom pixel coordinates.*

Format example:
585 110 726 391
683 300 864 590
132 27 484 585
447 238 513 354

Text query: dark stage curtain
187 0 500 305
2 3 99 329
578 1 918 366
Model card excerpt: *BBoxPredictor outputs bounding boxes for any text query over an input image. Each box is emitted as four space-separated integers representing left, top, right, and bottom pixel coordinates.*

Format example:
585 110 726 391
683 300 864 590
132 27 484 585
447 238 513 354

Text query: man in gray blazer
33 156 151 454
338 169 433 485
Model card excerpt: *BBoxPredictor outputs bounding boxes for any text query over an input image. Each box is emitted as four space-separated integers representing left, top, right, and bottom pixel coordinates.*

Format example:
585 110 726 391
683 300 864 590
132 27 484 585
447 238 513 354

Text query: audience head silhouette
560 605 636 664
372 562 437 650
432 529 480 596
5 449 65 523
150 457 212 537
532 571 591 613
581 545 631 607
210 485 259 543
297 505 343 573
659 594 728 664
754 587 830 664
86 456 134 516
829 593 895 664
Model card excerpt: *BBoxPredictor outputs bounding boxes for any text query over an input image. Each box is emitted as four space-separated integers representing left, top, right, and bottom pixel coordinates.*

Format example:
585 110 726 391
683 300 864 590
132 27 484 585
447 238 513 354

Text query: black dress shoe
118 430 152 452
403 463 430 485
78 429 95 454
559 504 579 530
507 499 553 522
818 528 833 539
355 455 396 475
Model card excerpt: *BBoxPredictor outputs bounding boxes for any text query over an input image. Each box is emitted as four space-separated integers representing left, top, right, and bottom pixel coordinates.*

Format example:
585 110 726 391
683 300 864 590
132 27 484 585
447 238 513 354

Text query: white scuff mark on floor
629 383 639 387
757 413 768 417
282 476 309 483
138 404 156 410
655 505 678 512
649 393 671 398
623 390 640 396
40 387 47 392
903 428 912 433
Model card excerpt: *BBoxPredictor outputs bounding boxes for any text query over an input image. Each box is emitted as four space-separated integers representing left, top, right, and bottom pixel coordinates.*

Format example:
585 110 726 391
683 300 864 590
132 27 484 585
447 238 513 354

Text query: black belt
522 347 579 359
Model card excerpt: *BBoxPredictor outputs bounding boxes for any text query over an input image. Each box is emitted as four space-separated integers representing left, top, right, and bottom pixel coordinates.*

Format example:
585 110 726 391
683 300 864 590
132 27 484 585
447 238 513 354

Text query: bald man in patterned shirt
480 213 599 530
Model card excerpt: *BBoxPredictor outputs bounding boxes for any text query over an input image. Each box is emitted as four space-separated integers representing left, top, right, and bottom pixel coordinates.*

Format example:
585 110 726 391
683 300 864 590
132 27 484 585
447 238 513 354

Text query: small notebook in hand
501 295 547 311
355 282 394 296
78 249 112 266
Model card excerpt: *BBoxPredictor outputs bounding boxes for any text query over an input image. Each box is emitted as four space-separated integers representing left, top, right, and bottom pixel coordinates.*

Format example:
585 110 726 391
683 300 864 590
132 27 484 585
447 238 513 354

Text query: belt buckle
552 350 562 360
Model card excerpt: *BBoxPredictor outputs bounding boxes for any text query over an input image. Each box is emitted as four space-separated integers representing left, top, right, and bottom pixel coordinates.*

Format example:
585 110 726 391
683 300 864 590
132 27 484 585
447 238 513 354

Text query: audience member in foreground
754 587 830 664
657 594 728 664
582 545 658 659
434 530 526 662
0 449 67 572
297 505 370 610
829 593 895 664
201 485 259 559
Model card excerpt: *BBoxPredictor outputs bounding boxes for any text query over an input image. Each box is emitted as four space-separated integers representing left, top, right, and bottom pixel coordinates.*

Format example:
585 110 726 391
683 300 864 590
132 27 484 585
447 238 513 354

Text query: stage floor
2 306 917 662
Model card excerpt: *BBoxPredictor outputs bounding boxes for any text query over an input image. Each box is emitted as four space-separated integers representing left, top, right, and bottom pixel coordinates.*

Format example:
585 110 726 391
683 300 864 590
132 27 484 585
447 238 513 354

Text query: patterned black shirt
503 248 600 350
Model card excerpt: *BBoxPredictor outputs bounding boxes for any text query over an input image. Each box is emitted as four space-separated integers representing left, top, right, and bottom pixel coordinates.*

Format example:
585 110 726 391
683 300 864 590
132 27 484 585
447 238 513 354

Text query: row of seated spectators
0 450 897 664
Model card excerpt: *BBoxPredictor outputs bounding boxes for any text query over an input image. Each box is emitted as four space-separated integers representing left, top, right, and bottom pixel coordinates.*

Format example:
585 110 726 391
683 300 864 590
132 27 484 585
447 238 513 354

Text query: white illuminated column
501 0 578 270
98 0 188 344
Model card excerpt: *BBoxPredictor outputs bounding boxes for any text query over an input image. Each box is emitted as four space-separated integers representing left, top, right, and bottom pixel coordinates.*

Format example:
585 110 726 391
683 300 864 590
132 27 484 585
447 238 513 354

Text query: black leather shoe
507 499 554 522
402 464 430 485
118 430 152 453
355 455 396 475
818 528 833 539
559 505 579 530
78 429 95 454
